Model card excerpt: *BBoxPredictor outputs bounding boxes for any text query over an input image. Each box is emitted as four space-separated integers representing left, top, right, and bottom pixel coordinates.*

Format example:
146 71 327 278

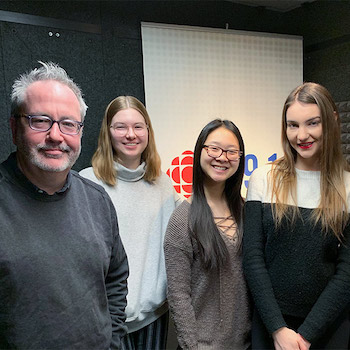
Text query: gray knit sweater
164 201 251 350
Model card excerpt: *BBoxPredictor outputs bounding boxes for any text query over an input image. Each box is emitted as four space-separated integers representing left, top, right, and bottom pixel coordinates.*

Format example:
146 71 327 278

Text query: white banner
142 23 303 197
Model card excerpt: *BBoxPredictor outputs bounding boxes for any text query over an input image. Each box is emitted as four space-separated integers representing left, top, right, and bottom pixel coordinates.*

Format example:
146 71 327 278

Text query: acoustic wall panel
0 21 104 170
337 101 350 164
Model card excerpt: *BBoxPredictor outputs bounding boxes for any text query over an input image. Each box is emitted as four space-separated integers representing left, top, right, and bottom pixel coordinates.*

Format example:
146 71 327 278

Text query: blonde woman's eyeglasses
110 123 148 137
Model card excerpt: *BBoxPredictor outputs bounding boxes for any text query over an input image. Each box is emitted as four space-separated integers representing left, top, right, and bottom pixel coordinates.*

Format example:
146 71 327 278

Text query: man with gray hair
0 62 129 349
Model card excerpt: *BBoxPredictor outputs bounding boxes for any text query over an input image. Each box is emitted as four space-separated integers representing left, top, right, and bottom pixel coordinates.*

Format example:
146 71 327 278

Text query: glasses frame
18 115 83 135
203 144 243 161
110 123 149 137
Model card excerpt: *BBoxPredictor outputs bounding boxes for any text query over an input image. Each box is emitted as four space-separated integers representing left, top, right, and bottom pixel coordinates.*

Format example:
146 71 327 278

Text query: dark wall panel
305 42 350 102
0 1 101 24
101 29 145 104
0 20 104 170
281 1 350 101
337 101 350 164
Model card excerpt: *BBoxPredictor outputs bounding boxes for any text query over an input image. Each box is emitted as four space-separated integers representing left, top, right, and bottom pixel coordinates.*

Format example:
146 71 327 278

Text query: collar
1 152 72 201
295 167 321 180
114 161 146 182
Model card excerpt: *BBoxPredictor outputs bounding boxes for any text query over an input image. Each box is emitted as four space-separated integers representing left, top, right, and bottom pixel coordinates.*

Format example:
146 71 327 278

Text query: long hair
91 96 161 186
189 119 245 270
271 82 348 240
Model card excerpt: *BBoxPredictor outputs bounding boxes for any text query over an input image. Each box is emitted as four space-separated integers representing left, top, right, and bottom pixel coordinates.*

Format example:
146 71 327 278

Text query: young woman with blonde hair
243 82 350 349
80 96 178 350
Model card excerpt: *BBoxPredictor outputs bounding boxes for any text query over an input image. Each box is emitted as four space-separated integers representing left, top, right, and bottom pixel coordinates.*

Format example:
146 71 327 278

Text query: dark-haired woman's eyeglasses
203 145 243 161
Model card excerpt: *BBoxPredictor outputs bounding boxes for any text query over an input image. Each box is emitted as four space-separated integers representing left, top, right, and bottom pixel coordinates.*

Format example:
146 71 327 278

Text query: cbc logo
166 151 193 198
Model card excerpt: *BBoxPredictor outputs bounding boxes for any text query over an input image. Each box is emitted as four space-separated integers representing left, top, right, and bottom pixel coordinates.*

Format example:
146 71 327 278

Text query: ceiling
227 0 316 12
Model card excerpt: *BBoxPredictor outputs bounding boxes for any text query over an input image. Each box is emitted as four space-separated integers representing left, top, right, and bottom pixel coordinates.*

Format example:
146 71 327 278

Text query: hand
297 334 311 350
272 327 304 350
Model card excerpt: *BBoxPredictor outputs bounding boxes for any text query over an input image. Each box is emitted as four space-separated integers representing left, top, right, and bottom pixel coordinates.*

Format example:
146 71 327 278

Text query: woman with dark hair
244 82 350 349
164 119 251 349
80 96 179 350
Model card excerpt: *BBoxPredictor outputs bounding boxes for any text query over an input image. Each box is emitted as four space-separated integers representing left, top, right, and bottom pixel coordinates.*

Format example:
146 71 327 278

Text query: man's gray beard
16 135 81 172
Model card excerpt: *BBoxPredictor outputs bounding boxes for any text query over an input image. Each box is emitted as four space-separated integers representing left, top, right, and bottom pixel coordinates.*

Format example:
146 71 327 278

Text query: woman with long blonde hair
243 83 350 349
80 96 178 350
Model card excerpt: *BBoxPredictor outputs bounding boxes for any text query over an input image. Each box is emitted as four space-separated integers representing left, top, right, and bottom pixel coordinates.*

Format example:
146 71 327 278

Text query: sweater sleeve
106 201 129 350
164 203 198 350
243 167 287 335
298 222 350 343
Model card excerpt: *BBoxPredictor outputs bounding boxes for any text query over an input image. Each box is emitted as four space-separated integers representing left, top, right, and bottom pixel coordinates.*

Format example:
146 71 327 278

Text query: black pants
251 308 350 349
121 311 169 350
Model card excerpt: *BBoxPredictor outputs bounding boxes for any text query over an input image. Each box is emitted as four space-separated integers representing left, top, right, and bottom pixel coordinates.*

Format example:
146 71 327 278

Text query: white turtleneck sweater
80 162 179 332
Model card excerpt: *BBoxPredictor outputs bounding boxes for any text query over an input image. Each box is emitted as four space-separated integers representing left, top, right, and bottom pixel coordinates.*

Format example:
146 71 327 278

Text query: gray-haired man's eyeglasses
17 115 83 135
